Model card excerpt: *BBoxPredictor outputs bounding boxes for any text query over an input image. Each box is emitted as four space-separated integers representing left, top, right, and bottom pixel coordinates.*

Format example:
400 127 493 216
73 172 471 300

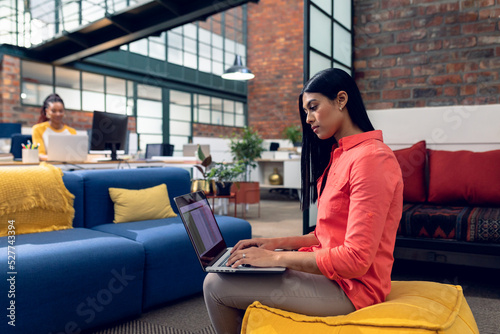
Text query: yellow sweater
32 122 77 155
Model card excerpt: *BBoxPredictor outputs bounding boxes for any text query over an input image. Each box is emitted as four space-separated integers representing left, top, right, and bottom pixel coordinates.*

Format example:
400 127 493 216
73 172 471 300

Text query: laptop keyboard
215 253 230 267
213 252 252 268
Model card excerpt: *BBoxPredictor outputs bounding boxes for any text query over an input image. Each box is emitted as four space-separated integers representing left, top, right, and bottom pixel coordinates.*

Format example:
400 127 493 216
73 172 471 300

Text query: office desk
0 159 199 171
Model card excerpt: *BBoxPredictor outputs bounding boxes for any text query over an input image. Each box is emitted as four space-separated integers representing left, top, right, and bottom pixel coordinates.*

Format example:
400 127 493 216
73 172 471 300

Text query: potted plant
228 127 264 215
206 161 246 196
283 125 302 147
229 127 264 182
192 145 215 194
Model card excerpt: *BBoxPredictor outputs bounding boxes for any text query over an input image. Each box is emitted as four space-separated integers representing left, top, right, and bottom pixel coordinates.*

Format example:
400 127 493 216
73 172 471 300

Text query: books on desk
0 153 14 162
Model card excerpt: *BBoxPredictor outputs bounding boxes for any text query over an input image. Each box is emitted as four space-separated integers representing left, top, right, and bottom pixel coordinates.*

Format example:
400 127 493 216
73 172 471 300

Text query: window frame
304 0 354 81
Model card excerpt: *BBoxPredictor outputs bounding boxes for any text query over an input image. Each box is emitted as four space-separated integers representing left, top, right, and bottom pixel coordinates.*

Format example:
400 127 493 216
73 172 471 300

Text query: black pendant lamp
221 55 255 80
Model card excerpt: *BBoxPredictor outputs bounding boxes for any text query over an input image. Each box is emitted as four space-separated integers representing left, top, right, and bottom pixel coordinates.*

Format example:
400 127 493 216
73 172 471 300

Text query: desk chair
10 134 32 160
0 123 22 153
145 144 174 159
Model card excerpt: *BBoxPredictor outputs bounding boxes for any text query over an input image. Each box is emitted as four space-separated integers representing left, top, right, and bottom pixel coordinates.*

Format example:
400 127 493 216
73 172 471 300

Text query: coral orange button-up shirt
300 130 403 310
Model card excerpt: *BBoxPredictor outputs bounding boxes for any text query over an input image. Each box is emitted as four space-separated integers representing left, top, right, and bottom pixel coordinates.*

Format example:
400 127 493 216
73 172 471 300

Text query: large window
106 77 129 114
82 72 105 111
167 24 198 70
55 67 81 110
194 95 245 127
0 0 138 47
21 60 133 114
169 90 192 153
21 61 53 105
121 6 247 77
136 84 163 152
21 62 247 155
305 0 353 80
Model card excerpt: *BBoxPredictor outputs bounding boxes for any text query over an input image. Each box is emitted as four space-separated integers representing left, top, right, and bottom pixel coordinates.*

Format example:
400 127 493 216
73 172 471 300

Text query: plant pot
215 181 233 196
231 181 260 204
191 179 215 195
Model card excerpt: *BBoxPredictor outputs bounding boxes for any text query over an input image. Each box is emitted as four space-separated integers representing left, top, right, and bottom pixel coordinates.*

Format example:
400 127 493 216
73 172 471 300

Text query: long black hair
299 68 375 211
38 93 65 123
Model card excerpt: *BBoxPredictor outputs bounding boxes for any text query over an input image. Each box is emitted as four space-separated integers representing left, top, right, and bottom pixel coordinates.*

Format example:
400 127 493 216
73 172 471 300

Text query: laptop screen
47 134 88 162
175 191 226 261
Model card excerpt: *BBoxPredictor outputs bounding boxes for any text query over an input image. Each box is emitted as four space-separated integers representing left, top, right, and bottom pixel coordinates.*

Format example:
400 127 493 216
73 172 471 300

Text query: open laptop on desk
174 191 286 274
47 134 88 162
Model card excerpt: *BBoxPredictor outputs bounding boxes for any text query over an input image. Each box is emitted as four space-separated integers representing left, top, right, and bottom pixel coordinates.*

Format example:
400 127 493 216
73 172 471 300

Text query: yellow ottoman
241 281 479 334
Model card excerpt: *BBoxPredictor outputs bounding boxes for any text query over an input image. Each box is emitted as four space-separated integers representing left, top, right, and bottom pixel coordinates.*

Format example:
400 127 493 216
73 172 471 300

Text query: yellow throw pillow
108 184 177 223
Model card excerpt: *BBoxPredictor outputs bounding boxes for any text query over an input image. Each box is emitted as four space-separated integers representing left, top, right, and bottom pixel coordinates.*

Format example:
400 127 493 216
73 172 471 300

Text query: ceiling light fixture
221 55 255 80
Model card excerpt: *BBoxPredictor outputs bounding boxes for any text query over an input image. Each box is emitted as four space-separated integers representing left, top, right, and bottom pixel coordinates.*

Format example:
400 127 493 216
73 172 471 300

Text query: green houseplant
229 127 264 182
282 125 302 147
228 127 264 216
192 145 215 194
206 161 245 196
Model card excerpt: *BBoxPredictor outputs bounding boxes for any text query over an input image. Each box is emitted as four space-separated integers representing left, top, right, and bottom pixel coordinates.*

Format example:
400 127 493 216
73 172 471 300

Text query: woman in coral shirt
32 93 77 160
204 68 403 334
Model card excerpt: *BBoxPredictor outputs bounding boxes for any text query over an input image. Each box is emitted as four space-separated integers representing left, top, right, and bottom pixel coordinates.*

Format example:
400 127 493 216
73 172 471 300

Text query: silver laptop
47 134 88 162
174 191 286 273
183 144 210 158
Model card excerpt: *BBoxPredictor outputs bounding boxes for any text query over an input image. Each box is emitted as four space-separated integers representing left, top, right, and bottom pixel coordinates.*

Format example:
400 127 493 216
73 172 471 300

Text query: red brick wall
193 123 241 138
0 55 36 124
0 55 135 132
246 0 304 139
353 0 500 110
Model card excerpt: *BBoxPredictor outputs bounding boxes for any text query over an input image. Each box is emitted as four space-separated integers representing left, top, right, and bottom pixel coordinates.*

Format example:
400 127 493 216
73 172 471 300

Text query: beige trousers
203 269 355 334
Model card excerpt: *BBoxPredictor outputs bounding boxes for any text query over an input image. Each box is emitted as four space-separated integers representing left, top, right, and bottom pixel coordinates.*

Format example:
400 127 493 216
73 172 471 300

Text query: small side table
206 194 237 217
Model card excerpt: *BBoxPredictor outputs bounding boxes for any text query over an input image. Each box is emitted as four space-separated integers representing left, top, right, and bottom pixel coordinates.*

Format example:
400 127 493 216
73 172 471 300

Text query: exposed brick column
353 0 500 109
0 55 38 125
247 0 304 140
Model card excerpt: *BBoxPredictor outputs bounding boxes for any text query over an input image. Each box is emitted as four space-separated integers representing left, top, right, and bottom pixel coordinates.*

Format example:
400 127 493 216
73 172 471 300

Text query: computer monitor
90 111 128 161
145 143 174 159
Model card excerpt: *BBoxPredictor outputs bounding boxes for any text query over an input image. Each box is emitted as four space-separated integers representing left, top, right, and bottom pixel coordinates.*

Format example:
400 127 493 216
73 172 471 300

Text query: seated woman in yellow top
32 93 77 160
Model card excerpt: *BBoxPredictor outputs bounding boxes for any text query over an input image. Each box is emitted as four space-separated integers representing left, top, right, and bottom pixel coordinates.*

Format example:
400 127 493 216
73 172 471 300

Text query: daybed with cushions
393 141 500 268
0 164 251 334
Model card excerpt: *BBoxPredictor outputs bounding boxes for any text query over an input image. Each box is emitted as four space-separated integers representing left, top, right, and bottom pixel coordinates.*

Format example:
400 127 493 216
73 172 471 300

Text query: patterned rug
89 320 215 334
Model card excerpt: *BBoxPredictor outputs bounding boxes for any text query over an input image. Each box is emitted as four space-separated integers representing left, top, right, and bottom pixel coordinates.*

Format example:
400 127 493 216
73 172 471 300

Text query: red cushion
428 149 500 205
393 141 427 203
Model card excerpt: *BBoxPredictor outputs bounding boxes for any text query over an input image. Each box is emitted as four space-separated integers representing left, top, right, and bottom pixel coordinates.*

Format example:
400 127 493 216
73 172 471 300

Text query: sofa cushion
109 183 177 223
242 281 479 334
62 172 85 227
399 204 470 241
428 149 500 205
0 228 145 334
393 141 427 203
92 215 252 310
73 167 191 228
399 204 500 243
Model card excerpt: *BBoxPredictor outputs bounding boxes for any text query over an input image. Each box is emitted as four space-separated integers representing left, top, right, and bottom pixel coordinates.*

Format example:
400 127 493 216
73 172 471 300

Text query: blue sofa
0 167 251 334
